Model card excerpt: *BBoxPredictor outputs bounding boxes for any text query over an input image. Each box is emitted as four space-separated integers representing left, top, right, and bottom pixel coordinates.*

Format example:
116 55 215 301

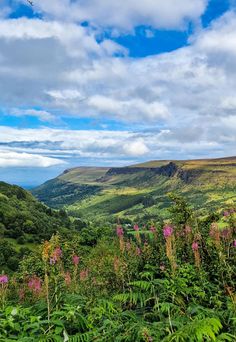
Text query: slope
32 157 236 221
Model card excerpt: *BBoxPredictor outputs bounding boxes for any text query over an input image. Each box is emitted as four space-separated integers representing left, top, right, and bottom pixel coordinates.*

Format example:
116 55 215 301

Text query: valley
32 156 236 221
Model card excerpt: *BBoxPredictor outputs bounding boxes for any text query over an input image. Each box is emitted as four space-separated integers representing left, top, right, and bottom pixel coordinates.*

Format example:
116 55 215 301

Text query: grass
32 156 236 221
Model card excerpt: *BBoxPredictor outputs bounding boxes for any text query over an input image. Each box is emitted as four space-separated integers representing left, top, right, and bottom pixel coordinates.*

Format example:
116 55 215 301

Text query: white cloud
0 122 236 168
0 150 66 168
123 140 149 156
30 0 207 31
10 108 55 122
2 7 236 163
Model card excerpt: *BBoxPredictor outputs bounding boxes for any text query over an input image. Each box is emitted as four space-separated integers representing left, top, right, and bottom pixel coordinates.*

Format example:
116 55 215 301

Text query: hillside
32 156 236 221
0 181 73 271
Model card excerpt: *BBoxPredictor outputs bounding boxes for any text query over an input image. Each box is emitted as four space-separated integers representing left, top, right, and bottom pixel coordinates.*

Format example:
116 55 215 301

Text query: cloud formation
0 150 65 168
29 0 208 31
1 2 236 171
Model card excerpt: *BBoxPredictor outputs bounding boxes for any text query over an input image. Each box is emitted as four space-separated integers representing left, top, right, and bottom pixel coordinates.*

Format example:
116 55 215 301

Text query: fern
163 317 223 341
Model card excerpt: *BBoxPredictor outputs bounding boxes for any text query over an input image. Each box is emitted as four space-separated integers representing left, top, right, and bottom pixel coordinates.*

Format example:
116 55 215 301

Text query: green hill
0 181 73 271
32 157 236 221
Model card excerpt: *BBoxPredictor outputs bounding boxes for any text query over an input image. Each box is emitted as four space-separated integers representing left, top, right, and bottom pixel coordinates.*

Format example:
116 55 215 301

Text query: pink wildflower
185 225 192 234
126 242 131 251
221 229 231 239
233 240 236 247
192 242 199 251
64 272 72 286
135 247 141 256
72 255 80 266
50 247 62 264
150 226 156 233
163 225 173 238
80 269 89 281
116 225 124 237
134 224 139 231
28 276 41 293
0 275 8 284
224 211 230 217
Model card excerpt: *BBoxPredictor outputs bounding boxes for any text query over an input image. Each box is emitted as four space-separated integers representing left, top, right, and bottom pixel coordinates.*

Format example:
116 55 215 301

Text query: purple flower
72 255 80 265
233 240 236 247
0 275 8 284
163 225 173 238
192 242 199 251
224 211 230 217
134 224 139 231
116 226 124 237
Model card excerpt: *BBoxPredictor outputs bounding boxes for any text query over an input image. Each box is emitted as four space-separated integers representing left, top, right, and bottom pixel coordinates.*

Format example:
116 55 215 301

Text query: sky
0 0 236 187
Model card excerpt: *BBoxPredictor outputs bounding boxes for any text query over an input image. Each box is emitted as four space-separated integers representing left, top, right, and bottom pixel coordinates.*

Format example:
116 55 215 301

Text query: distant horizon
1 0 236 186
1 153 236 189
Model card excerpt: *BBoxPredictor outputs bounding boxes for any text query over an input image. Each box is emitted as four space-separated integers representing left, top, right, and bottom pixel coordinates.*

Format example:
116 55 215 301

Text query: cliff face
106 162 209 184
106 162 179 178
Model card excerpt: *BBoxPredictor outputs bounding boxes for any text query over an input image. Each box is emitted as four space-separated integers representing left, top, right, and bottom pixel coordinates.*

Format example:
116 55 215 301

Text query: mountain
32 156 236 221
0 181 73 271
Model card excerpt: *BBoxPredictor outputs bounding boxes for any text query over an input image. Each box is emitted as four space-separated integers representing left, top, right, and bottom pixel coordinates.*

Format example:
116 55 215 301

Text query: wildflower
42 241 51 262
224 211 230 217
126 241 131 251
0 275 8 284
221 229 232 240
192 242 199 251
53 247 62 258
50 257 57 265
163 225 173 238
150 226 156 233
28 276 41 294
192 242 201 269
114 256 120 273
72 255 80 266
210 223 221 248
19 289 25 301
50 247 62 265
185 225 192 235
64 272 72 286
134 224 141 243
80 269 89 281
233 240 236 247
135 247 141 256
116 225 124 237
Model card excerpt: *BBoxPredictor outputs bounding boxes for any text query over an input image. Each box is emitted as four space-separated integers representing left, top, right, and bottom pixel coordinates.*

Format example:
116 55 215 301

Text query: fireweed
0 274 8 308
192 242 201 269
210 223 221 249
163 225 176 272
116 225 124 252
133 224 141 244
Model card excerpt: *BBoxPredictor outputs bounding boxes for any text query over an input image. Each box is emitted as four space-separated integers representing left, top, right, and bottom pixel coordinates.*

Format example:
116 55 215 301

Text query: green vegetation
1 195 236 341
32 156 236 222
0 182 75 272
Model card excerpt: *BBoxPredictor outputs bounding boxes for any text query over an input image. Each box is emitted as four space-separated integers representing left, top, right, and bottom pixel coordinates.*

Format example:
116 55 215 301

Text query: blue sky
1 0 236 186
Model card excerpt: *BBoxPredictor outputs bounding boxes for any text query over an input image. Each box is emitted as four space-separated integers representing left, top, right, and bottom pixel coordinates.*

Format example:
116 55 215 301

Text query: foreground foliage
0 195 236 341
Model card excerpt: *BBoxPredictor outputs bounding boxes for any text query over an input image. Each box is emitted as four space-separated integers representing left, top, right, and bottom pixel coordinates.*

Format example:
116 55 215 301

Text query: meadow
1 194 236 341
